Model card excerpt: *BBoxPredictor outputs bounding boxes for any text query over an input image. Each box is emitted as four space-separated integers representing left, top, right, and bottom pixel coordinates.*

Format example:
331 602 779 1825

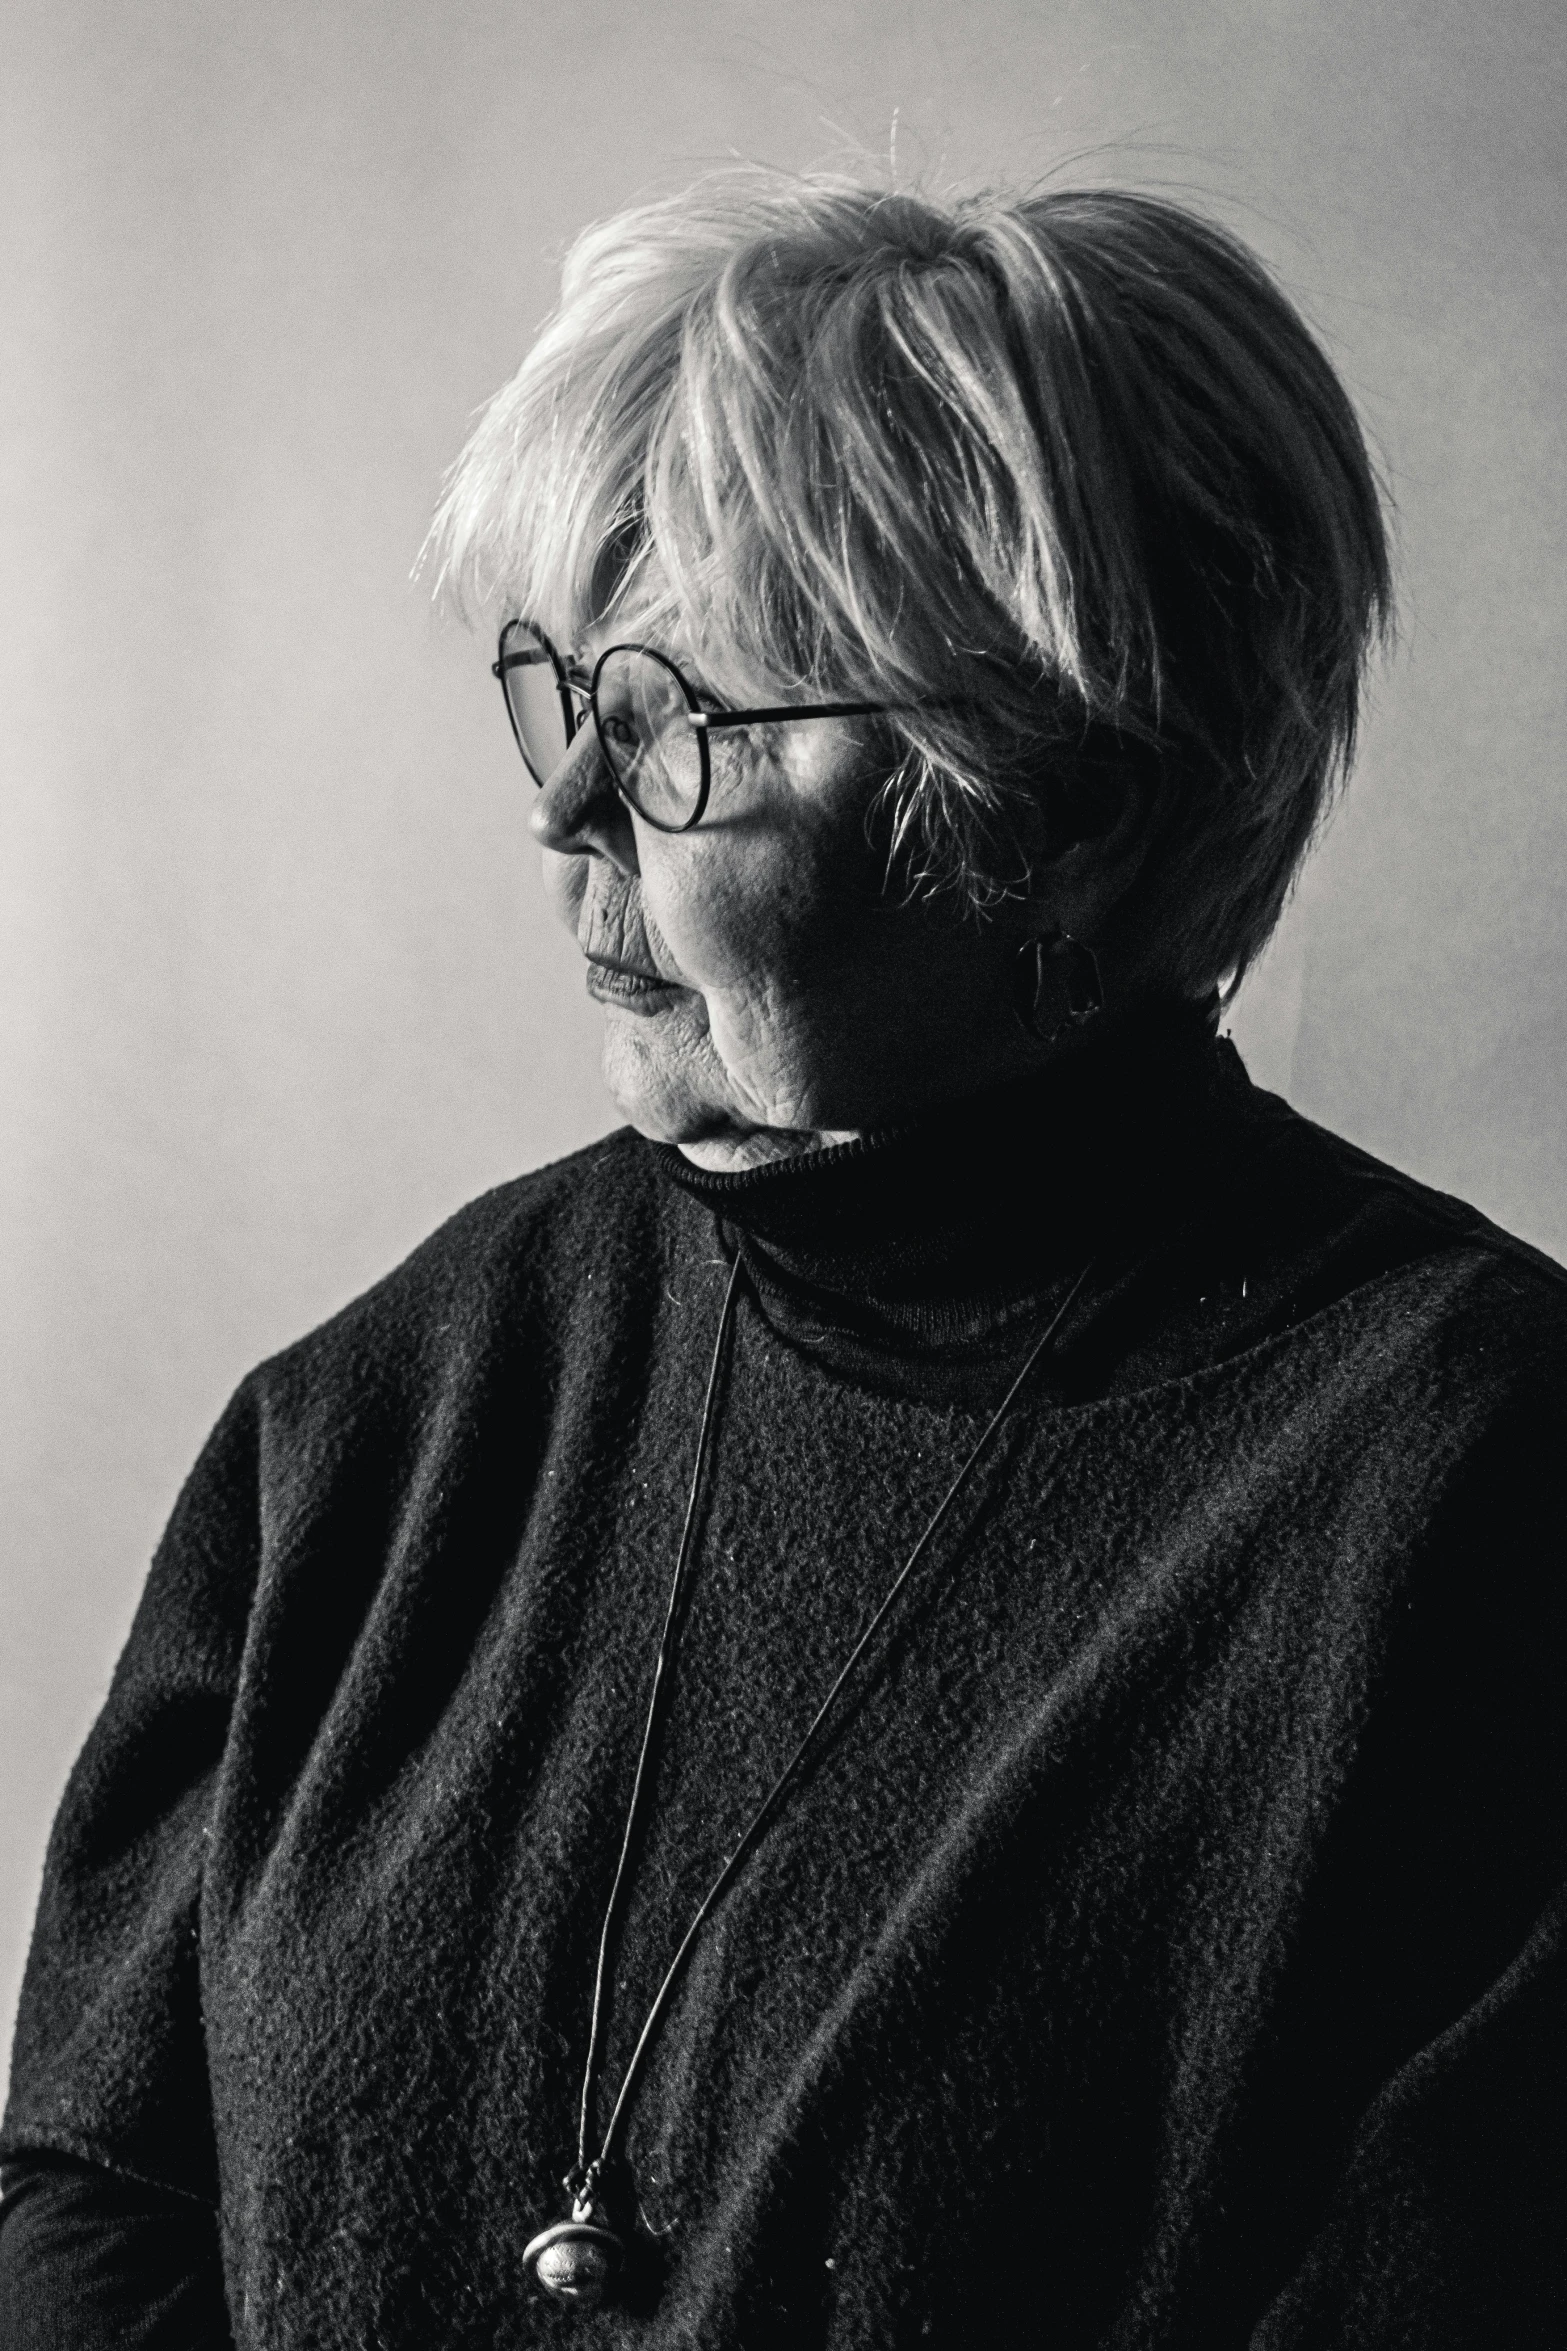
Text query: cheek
645 830 847 994
644 746 880 990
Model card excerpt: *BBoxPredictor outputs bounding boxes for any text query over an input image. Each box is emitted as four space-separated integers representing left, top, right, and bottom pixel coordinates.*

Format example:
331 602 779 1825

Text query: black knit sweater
4 1015 1566 2348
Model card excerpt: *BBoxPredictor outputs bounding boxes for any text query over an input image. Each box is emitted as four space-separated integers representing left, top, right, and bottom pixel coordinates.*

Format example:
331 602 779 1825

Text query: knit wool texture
4 1035 1566 2349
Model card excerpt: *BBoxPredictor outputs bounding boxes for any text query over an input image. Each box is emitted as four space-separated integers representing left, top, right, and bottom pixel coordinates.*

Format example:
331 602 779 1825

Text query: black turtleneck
656 1001 1224 1391
655 1000 1449 1407
5 1021 1566 2350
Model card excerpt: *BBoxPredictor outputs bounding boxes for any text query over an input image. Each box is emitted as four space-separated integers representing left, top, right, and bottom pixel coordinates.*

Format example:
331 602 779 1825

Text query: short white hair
427 169 1392 994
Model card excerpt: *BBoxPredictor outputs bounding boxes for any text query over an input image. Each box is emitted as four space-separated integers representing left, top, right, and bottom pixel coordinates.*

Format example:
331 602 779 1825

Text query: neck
651 997 1227 1378
673 1122 865 1174
671 993 1218 1177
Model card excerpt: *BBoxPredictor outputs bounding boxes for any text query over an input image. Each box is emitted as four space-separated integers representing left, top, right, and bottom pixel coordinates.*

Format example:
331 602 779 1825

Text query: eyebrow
573 642 724 705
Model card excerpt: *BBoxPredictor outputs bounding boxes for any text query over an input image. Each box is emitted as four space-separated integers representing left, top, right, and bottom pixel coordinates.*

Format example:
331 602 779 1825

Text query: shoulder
224 1124 678 1461
112 1133 694 1730
1216 1049 1567 1405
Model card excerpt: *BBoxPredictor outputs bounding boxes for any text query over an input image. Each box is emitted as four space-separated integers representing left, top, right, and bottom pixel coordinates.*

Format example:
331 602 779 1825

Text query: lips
575 871 680 998
585 951 661 980
583 956 678 1006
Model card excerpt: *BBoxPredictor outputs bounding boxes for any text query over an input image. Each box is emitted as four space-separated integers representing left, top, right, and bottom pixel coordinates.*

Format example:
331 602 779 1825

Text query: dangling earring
1014 932 1106 1046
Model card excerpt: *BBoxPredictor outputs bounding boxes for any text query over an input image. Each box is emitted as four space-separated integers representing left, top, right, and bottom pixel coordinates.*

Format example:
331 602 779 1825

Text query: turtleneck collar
648 997 1234 1379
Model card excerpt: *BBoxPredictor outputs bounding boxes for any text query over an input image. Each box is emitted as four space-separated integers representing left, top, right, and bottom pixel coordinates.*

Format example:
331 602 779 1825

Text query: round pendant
523 2217 626 2310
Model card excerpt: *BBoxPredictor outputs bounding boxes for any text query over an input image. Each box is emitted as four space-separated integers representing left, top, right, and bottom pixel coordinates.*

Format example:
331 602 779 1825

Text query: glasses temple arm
690 700 904 732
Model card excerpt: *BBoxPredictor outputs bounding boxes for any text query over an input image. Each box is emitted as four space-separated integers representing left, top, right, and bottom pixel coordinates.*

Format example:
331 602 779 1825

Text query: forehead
552 539 787 705
576 615 721 697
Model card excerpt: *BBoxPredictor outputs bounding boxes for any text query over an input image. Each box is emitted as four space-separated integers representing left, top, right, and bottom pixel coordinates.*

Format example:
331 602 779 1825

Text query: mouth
583 955 681 1008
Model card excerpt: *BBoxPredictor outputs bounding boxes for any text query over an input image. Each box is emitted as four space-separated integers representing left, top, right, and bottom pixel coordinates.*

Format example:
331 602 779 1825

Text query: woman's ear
1026 760 1161 948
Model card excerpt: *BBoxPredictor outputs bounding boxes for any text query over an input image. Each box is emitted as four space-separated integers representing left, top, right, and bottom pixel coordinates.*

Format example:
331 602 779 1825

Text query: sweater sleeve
0 1380 264 2308
1248 1879 1567 2348
1245 1351 1567 2351
0 2156 234 2348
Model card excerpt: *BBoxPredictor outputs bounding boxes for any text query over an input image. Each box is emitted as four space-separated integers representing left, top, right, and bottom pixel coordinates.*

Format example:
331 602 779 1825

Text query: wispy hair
426 169 1392 993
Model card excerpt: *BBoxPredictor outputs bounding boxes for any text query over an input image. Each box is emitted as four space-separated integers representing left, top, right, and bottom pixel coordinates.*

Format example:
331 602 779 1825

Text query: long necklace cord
571 1248 747 2194
568 1251 1097 2212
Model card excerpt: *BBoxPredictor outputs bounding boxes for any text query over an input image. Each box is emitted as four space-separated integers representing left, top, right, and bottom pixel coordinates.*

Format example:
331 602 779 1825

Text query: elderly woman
2 174 1563 2351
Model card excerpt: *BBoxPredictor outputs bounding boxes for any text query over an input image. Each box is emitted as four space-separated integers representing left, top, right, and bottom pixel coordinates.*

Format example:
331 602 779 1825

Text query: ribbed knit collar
648 997 1230 1365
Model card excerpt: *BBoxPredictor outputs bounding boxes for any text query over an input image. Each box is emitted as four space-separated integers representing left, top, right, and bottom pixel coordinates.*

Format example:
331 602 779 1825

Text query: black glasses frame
492 619 904 833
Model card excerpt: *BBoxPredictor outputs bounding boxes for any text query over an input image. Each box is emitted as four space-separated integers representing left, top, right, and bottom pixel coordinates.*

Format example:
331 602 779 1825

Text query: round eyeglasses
492 619 904 833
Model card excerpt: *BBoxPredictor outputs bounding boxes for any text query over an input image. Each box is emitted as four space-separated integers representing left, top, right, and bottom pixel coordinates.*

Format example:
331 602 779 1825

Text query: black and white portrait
3 5 1564 2344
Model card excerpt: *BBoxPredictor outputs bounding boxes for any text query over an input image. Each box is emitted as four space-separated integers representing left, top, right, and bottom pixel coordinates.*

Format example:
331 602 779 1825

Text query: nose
528 721 639 873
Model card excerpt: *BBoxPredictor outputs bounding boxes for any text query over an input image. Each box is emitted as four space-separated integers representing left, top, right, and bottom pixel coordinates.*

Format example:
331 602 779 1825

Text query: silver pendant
523 2204 626 2310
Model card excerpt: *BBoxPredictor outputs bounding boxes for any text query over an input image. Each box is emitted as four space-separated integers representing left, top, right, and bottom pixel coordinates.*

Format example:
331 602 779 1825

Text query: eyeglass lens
498 625 706 828
499 624 578 787
592 647 704 829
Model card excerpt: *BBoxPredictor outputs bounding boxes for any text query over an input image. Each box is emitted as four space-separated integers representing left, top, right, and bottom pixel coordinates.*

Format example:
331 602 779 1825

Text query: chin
598 1017 824 1168
599 1022 727 1148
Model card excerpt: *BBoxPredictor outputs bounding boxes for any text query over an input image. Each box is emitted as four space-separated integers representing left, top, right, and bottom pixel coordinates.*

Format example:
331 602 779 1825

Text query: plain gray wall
3 0 1564 2087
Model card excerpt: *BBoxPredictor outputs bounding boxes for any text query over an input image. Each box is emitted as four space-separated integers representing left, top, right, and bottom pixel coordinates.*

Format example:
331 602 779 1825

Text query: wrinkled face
529 629 1034 1169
